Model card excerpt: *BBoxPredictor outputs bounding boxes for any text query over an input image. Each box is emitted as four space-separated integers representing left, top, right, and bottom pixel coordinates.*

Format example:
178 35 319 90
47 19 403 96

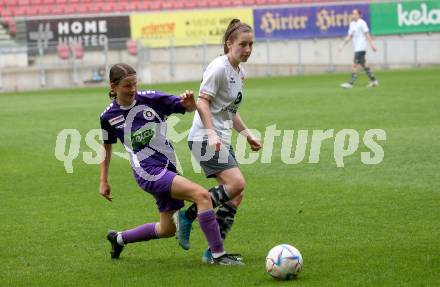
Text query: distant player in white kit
339 9 379 89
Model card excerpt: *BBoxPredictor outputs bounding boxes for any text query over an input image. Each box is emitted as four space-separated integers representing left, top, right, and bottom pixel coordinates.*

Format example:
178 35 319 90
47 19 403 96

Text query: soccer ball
265 244 303 280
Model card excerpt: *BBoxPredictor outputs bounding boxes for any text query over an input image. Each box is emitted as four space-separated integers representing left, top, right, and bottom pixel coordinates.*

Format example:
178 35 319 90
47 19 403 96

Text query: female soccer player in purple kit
174 19 262 264
99 63 242 265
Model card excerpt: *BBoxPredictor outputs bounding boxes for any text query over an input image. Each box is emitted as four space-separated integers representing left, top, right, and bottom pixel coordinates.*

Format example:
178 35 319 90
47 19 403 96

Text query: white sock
116 232 125 246
212 251 226 259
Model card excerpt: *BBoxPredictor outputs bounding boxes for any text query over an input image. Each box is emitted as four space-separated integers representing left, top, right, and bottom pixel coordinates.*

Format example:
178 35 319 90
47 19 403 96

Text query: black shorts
354 51 366 65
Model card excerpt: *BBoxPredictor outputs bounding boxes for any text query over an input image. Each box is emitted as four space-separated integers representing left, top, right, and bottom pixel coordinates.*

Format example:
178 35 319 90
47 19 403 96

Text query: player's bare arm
338 35 352 52
197 92 221 151
366 33 377 52
99 143 113 202
233 113 262 151
180 90 196 112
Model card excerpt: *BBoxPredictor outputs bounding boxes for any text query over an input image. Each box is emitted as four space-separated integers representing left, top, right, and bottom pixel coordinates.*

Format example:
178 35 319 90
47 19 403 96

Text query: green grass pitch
1 68 439 286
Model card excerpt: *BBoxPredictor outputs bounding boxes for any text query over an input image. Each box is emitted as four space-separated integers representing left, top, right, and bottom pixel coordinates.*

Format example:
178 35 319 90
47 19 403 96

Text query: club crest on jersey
143 108 155 120
109 115 124 126
229 77 236 84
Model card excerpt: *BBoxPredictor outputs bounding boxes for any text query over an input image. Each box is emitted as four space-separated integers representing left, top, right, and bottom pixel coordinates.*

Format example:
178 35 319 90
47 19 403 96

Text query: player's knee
193 188 211 207
237 177 246 193
230 177 245 195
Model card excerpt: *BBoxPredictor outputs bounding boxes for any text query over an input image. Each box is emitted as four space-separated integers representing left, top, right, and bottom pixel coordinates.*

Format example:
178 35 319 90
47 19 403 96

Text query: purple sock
198 209 224 254
121 223 158 244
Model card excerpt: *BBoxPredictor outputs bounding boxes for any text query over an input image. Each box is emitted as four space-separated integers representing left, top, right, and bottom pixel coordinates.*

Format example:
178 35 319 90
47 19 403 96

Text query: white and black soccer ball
265 244 303 280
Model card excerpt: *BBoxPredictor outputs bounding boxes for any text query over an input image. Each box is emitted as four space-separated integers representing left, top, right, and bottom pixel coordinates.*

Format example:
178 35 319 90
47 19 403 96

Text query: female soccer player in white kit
173 19 262 264
339 9 379 88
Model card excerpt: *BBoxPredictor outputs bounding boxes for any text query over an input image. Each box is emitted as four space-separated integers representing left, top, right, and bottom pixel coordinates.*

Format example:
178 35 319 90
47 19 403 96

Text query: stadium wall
1 32 439 91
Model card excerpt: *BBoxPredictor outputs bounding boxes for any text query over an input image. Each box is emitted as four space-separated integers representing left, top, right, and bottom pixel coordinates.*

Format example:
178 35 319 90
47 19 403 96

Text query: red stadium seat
149 1 162 10
63 4 77 15
3 5 16 17
174 1 184 9
52 5 63 15
1 17 12 32
87 3 102 13
76 4 88 13
27 6 40 16
5 18 16 36
126 39 137 56
14 6 28 16
125 2 137 12
208 0 221 8
5 0 16 6
57 43 70 60
18 0 30 6
183 0 197 9
255 0 267 4
232 0 244 6
162 0 176 10
136 1 152 11
74 43 84 59
0 0 333 18
101 2 117 13
195 0 209 8
39 5 52 15
1 9 12 18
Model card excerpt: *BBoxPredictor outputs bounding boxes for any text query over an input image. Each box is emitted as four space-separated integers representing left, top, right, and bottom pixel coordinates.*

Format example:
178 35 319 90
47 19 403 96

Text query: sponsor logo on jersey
229 76 236 84
109 115 125 126
131 127 155 149
234 92 243 105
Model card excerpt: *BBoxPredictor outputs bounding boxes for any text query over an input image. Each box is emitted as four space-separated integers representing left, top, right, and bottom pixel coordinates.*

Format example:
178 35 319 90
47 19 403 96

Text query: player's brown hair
108 63 136 99
353 8 362 16
223 19 253 54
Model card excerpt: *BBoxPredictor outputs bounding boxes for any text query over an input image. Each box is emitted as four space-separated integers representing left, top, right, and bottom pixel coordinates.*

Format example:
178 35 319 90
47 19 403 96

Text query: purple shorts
133 165 184 213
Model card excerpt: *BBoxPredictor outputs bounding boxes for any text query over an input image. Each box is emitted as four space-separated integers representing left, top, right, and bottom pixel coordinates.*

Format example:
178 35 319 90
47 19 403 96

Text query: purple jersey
100 90 186 172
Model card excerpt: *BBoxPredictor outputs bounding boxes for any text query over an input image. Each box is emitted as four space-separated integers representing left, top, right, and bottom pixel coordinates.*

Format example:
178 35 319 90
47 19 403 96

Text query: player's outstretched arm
99 144 113 202
180 90 196 112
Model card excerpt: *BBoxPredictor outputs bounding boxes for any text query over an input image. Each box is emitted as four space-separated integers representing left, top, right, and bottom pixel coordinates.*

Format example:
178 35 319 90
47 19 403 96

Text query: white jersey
348 18 369 52
188 55 245 143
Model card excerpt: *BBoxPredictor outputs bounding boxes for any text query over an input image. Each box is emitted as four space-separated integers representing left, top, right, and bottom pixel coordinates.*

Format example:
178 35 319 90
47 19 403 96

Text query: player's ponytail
108 63 136 99
108 90 117 99
223 19 252 54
